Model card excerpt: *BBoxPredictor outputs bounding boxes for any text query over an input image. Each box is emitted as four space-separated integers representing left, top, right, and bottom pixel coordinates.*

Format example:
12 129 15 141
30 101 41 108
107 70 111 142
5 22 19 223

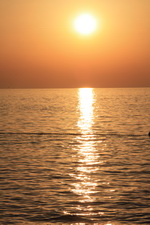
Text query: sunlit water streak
71 88 99 211
77 88 94 134
70 88 118 222
0 88 150 225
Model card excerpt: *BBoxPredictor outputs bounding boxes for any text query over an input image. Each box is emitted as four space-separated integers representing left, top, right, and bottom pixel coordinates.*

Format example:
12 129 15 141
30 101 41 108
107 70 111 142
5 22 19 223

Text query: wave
0 132 81 136
51 214 92 223
0 132 146 137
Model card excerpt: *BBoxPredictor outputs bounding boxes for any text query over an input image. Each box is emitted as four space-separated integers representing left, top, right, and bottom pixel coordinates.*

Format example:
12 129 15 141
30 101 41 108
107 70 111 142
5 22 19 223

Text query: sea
0 88 150 225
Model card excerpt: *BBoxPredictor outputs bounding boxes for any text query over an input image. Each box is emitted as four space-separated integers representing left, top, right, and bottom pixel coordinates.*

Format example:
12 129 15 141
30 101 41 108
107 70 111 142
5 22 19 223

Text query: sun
74 13 97 35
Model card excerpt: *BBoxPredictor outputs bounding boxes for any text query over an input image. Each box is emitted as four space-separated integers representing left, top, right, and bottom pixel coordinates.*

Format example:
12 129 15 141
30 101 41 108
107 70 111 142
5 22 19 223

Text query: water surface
0 88 150 224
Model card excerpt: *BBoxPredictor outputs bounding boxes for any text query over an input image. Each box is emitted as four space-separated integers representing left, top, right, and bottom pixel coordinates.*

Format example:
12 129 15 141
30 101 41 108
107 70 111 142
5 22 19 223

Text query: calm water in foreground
0 88 150 225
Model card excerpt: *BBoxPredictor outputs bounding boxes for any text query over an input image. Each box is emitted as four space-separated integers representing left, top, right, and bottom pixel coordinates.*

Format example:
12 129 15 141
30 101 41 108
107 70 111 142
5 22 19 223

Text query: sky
0 0 150 88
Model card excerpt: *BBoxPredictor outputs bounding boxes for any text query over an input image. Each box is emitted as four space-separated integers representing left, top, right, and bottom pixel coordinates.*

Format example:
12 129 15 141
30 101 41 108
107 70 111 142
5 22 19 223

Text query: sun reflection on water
78 88 94 134
68 89 113 223
71 88 99 207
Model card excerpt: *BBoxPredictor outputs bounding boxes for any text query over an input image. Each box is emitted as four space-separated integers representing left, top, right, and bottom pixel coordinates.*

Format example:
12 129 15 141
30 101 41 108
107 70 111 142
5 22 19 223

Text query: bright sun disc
74 13 97 35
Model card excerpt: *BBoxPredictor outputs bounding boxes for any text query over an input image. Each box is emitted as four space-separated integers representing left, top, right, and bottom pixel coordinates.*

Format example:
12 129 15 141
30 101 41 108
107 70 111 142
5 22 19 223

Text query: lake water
0 88 150 225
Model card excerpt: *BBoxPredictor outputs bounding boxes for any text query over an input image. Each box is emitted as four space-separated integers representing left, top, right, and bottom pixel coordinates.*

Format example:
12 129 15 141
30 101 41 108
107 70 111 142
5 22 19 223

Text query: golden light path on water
77 88 94 134
66 88 114 224
68 89 103 223
76 88 98 201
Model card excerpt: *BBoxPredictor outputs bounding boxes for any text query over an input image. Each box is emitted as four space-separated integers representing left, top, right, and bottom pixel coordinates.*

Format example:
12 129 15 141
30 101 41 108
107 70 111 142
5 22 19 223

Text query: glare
78 88 94 133
74 13 97 35
69 88 98 203
69 88 104 217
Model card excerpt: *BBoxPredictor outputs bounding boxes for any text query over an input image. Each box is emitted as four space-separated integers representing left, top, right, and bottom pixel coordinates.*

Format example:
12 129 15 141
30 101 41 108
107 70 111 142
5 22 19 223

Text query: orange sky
0 0 150 88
